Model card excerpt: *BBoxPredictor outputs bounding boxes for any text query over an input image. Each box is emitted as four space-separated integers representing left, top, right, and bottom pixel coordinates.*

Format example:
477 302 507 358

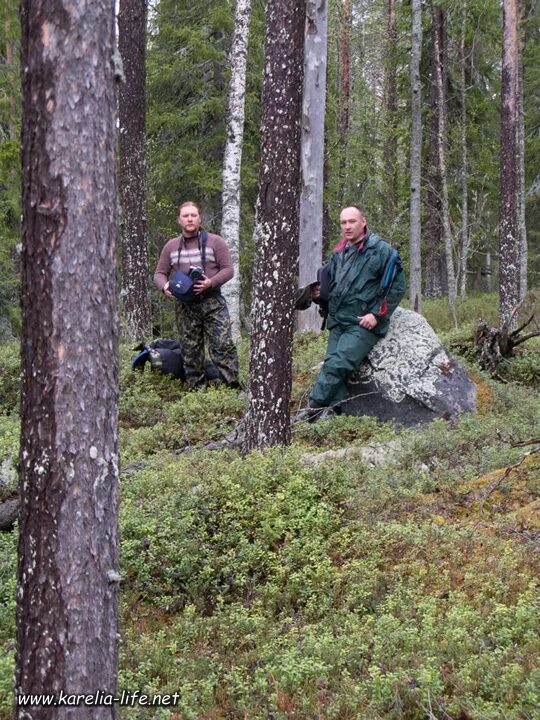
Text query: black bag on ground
132 339 186 379
131 339 220 383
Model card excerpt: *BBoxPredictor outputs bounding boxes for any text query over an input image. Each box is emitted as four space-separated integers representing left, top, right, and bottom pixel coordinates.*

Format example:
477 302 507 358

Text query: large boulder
342 307 476 426
0 456 18 530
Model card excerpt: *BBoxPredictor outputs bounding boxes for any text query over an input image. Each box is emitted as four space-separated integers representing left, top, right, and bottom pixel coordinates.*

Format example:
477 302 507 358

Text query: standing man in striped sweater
154 201 240 389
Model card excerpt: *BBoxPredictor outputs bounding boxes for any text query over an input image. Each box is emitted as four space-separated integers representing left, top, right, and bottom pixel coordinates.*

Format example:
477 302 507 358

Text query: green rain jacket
325 233 406 336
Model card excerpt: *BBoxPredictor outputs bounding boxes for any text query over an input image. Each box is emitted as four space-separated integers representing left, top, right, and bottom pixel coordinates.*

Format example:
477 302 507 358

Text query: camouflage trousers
175 292 240 389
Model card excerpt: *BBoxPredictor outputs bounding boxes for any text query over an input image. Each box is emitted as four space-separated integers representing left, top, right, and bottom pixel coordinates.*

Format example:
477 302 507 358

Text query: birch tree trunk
118 0 151 341
432 3 458 327
17 1 119 717
297 0 328 333
499 0 520 328
408 0 422 313
221 0 252 342
244 0 306 450
458 0 470 299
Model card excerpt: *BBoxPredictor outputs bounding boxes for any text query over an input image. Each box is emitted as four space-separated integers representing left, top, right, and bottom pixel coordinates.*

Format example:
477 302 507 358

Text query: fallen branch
480 443 539 507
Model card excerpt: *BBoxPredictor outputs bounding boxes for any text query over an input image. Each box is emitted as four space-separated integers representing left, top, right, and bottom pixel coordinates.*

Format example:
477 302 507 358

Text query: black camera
188 266 204 282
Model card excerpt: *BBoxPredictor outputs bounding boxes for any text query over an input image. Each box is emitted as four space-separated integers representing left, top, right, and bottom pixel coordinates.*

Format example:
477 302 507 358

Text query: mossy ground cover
0 296 539 719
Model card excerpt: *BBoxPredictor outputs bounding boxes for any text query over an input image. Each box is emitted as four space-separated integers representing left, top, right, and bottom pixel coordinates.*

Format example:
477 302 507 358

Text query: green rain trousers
309 323 379 407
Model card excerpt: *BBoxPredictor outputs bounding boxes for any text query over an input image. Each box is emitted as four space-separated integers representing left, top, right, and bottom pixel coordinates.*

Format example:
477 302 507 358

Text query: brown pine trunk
244 0 306 449
17 1 119 716
118 0 152 341
517 19 527 300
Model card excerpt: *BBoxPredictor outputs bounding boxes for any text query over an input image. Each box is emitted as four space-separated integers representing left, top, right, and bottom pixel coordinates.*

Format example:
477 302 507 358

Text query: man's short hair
178 201 201 215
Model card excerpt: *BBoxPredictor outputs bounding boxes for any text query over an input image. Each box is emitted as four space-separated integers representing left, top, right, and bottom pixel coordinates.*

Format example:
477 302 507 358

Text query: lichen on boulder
342 307 477 426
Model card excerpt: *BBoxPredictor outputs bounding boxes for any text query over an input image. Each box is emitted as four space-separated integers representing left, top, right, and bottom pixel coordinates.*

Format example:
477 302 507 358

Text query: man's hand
358 313 378 330
311 283 321 301
193 275 212 295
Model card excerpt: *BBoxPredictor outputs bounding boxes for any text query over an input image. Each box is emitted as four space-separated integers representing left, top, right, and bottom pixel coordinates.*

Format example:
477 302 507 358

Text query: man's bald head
340 206 367 244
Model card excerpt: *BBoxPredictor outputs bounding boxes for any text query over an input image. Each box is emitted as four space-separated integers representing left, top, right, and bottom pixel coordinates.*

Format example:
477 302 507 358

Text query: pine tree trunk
221 0 252 342
244 0 306 450
17 2 119 716
459 0 470 299
297 0 328 333
383 0 398 220
408 0 423 313
517 39 527 300
118 0 151 341
432 3 458 327
499 0 520 329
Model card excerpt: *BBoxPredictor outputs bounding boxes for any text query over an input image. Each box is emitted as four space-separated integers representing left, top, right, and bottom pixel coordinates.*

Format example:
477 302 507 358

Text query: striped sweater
153 231 234 291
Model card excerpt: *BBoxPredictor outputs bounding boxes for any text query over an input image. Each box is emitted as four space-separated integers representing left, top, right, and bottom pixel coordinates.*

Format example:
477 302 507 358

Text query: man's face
340 207 366 243
177 205 201 235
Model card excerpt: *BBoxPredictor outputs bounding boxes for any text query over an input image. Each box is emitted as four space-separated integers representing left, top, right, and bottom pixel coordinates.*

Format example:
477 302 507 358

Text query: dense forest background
1 0 539 340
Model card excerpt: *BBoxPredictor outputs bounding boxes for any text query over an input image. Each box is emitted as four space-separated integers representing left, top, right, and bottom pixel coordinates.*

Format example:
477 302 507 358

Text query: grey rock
301 438 402 467
0 457 19 530
342 307 476 426
0 497 18 531
0 457 18 501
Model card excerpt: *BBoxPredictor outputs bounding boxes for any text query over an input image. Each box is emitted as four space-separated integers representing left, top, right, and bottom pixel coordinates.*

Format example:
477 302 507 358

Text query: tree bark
338 0 351 201
297 0 328 333
244 0 306 450
424 11 446 300
431 3 458 327
118 0 151 341
499 0 520 329
383 0 398 220
458 0 470 299
408 0 423 313
221 0 252 342
17 1 120 717
517 25 527 300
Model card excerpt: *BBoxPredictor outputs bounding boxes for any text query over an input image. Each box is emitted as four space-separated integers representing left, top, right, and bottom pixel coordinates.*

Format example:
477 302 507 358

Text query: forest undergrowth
0 294 539 719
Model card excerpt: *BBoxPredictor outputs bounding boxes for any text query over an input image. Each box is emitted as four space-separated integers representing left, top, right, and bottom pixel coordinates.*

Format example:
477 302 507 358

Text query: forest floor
0 293 539 719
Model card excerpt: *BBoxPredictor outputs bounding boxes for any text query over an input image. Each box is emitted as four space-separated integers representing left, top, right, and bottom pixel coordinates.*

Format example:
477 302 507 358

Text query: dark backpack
131 339 220 382
375 248 403 316
132 339 186 379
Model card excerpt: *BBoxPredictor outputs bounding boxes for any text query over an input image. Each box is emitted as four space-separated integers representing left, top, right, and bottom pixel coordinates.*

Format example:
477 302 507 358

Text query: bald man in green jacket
300 206 406 421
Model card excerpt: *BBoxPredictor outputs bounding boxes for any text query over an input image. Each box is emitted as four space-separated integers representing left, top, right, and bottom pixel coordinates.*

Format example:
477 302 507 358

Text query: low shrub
0 343 19 416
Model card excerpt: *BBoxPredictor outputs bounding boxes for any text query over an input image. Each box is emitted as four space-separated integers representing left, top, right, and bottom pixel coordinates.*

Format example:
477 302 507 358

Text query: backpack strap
200 229 208 272
376 249 403 315
175 230 208 271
